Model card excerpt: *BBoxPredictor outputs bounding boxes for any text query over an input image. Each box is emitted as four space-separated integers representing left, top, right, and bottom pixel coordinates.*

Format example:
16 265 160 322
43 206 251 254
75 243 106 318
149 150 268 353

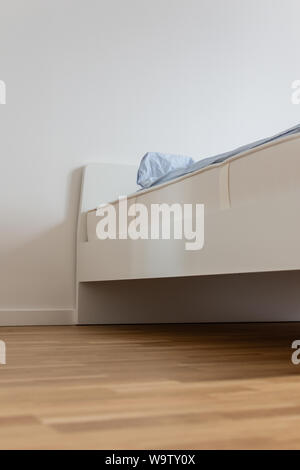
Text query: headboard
77 163 138 243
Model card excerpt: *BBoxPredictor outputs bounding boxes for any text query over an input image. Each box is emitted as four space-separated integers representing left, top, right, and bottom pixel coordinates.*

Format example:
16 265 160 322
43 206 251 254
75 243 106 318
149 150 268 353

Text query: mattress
137 123 300 188
87 132 300 243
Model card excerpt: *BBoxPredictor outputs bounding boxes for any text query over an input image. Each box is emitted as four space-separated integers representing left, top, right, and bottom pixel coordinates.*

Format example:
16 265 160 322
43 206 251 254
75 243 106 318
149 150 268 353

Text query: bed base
77 270 300 324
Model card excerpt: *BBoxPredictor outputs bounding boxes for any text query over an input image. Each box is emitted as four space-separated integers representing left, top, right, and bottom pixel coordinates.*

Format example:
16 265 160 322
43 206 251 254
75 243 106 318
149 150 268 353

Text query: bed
76 133 300 324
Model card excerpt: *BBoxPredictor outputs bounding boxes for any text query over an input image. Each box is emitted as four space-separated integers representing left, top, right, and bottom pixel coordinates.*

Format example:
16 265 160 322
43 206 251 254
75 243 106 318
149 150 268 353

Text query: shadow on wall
0 167 83 310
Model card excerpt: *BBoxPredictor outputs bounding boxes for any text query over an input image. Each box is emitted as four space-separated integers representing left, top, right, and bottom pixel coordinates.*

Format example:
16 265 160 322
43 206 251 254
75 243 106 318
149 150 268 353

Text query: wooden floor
0 323 300 449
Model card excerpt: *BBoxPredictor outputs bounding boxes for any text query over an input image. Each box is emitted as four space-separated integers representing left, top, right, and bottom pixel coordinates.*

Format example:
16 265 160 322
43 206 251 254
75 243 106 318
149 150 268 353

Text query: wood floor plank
0 323 299 449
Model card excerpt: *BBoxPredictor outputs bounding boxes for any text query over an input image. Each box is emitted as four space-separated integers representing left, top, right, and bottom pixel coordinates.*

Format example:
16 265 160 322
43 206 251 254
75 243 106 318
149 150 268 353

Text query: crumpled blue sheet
137 152 195 189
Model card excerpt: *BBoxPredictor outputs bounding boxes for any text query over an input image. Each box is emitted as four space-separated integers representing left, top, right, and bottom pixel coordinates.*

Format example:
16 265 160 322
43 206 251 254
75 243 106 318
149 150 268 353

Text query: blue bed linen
137 152 195 189
137 124 300 189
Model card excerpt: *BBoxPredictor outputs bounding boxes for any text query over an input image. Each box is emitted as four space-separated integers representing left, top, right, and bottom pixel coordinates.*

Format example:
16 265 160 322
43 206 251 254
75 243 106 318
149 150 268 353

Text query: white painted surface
1 1 300 321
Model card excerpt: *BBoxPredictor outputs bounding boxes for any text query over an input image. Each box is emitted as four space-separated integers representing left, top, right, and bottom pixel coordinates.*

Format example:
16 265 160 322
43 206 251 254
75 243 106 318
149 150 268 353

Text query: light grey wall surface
0 0 300 312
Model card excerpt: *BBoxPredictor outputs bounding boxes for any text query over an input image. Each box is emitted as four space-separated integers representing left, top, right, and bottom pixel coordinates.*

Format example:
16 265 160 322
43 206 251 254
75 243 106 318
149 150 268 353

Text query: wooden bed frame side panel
76 147 300 324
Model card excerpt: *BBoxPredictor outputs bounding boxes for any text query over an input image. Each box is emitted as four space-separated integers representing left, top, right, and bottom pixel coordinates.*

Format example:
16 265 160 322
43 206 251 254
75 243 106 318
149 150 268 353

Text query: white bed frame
76 136 300 324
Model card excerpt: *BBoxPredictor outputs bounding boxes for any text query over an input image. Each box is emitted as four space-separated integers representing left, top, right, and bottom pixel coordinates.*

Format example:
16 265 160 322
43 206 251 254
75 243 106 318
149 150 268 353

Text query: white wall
0 0 300 319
